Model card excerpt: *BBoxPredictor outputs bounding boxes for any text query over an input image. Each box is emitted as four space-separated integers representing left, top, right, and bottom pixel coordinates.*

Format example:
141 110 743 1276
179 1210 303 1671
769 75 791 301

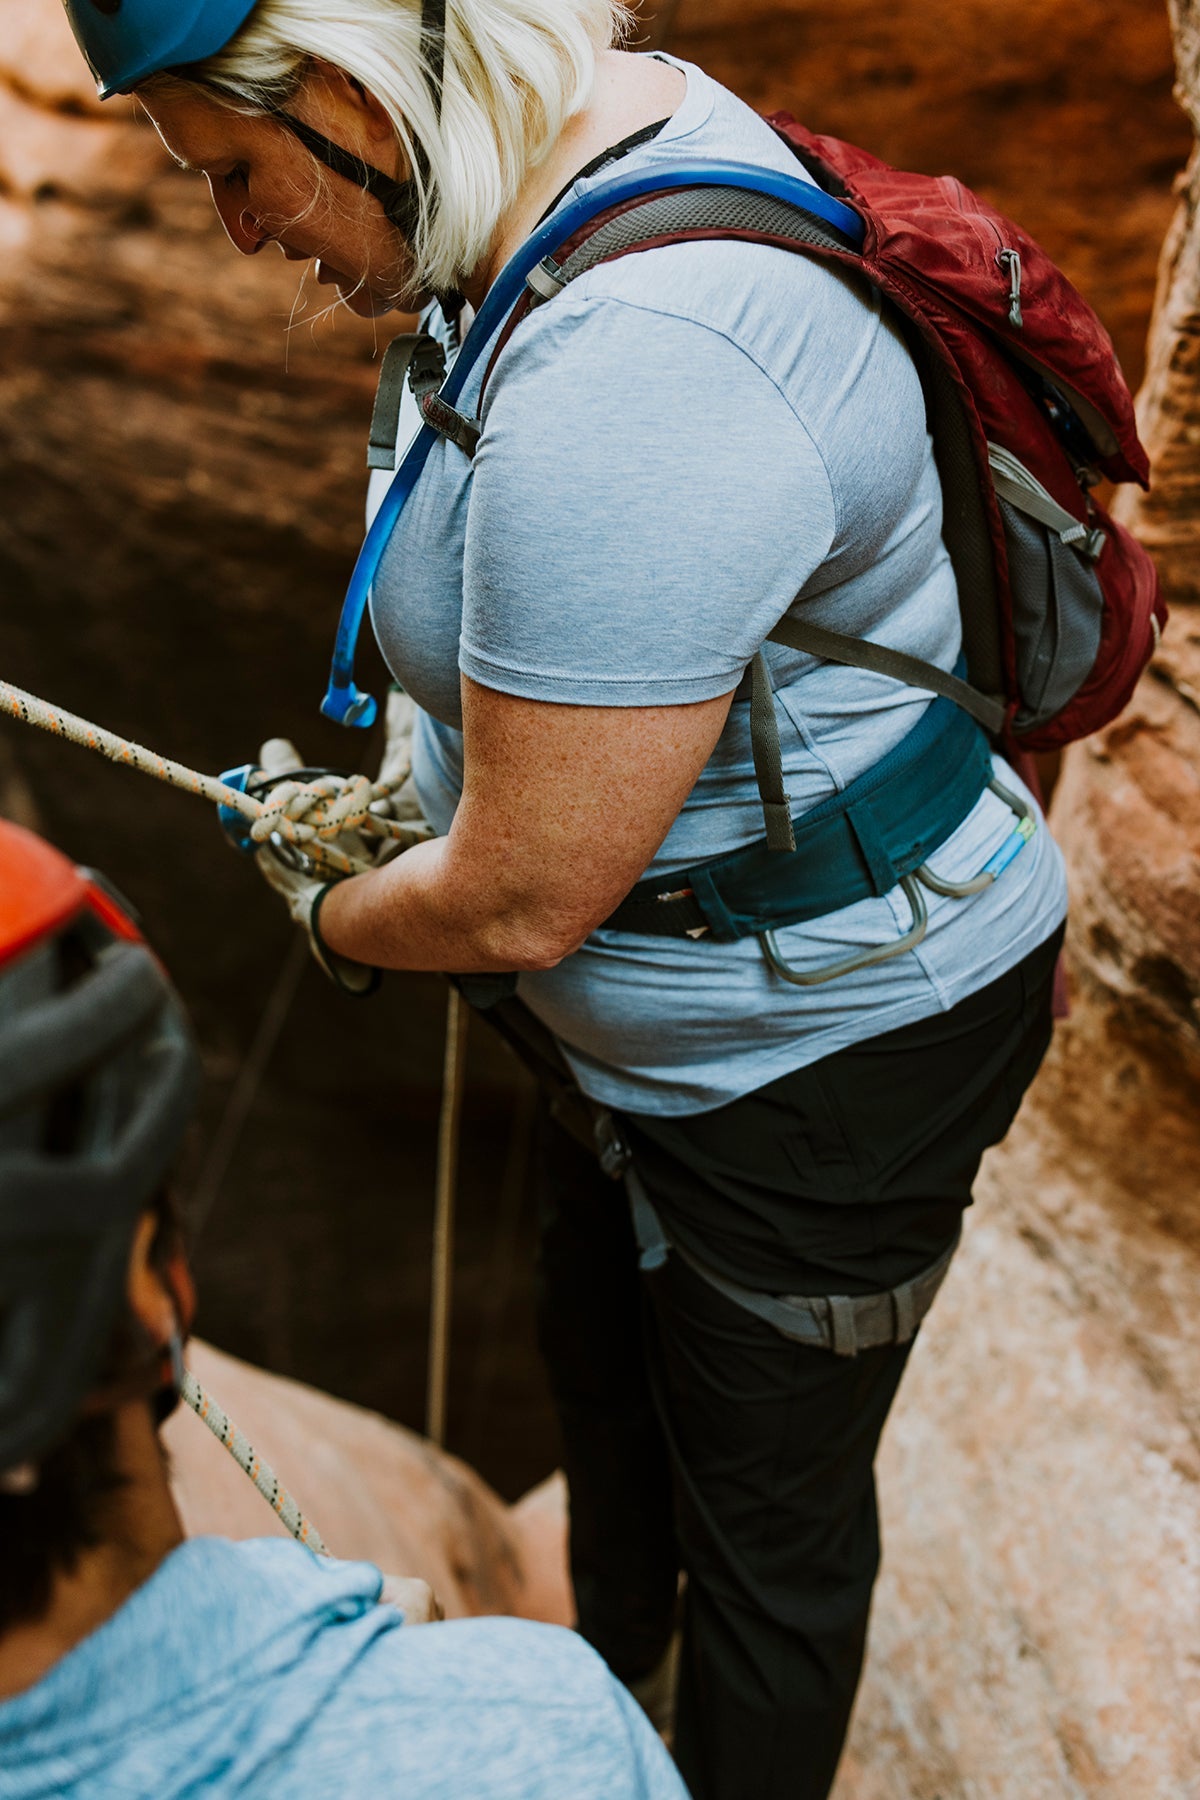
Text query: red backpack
474 115 1164 761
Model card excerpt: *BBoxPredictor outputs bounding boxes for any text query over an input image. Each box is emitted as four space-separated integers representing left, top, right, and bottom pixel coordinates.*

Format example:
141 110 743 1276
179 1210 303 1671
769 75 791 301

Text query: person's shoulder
508 70 863 369
372 1615 620 1707
290 1618 686 1799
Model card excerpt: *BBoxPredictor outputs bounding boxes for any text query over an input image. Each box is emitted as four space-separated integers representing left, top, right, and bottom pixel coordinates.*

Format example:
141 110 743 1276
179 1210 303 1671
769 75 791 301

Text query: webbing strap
629 1168 959 1357
367 334 430 469
766 615 1008 735
420 392 481 458
987 447 1102 556
749 650 796 852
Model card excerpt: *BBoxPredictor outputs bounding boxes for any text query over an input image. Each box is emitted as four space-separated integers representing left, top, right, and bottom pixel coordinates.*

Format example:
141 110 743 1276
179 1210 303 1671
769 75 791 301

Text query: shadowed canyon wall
0 2 1196 1793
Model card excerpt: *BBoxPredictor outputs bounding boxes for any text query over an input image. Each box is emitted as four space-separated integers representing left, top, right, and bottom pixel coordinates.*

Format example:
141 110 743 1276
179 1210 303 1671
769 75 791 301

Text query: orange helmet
0 820 198 1474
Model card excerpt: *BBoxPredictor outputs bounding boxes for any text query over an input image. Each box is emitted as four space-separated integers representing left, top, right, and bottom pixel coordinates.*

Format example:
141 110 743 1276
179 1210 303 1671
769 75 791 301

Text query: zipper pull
996 248 1023 330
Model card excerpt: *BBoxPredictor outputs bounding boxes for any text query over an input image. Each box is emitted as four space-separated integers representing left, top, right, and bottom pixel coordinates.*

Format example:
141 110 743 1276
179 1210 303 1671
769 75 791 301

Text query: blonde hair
177 0 632 294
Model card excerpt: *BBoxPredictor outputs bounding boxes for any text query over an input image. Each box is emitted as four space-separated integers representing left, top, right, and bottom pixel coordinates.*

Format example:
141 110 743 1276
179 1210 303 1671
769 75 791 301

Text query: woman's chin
315 261 397 319
342 288 398 319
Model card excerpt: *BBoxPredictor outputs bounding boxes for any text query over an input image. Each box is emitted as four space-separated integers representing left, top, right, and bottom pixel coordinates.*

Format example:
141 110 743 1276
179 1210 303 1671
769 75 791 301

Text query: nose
206 179 270 256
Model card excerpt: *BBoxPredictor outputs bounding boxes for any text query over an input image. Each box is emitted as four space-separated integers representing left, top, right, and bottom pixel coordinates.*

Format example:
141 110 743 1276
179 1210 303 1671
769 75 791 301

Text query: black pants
534 927 1062 1800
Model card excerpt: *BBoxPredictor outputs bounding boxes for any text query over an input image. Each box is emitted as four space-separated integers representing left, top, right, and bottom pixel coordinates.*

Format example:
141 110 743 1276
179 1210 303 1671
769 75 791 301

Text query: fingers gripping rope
0 679 430 878
180 1368 330 1557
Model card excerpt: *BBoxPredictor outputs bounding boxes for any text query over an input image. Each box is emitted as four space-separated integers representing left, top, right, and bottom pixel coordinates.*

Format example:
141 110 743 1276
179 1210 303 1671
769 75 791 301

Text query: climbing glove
247 700 433 997
254 833 378 997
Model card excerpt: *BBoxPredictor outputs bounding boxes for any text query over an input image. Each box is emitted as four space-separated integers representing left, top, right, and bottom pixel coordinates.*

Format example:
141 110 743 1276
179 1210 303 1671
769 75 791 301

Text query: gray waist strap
628 1170 957 1357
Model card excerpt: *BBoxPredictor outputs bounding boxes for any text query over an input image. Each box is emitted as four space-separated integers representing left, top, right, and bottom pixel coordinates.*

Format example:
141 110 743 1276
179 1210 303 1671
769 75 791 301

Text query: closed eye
222 164 249 190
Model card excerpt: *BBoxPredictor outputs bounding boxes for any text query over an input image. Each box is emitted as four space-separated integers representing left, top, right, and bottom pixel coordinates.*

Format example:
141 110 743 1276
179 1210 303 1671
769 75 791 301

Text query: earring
0 1462 39 1497
169 1328 187 1396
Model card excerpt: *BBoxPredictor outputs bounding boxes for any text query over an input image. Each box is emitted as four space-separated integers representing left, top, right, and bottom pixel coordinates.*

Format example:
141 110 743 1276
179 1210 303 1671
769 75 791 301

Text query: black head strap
264 104 422 239
266 0 447 241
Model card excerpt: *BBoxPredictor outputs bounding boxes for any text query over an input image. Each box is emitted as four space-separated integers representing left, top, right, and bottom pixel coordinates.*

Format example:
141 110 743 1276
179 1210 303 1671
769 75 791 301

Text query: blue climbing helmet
62 0 260 99
62 0 447 241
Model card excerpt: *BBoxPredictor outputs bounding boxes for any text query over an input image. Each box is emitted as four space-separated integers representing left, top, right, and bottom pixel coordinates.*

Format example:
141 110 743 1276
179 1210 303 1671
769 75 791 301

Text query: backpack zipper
995 248 1023 329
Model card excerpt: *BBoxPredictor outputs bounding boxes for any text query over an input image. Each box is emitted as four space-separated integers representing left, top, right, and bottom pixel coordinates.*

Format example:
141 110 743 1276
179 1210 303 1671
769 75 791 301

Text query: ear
126 1213 196 1348
305 57 398 150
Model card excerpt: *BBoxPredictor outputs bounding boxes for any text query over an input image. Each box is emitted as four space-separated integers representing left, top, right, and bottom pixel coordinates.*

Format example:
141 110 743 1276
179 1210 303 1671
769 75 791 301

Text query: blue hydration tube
320 161 864 728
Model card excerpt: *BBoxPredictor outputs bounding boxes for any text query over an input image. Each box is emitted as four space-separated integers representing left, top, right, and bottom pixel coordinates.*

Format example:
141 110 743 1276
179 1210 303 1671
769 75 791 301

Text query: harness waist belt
604 696 991 942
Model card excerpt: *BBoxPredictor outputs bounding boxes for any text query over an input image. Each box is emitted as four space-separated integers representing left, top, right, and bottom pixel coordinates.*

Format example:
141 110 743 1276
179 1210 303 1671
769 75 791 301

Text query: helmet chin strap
263 105 424 240
266 0 447 246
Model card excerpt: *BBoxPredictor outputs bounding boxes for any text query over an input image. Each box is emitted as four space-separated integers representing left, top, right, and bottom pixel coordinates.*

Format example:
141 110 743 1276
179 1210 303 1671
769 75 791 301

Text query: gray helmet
0 820 199 1475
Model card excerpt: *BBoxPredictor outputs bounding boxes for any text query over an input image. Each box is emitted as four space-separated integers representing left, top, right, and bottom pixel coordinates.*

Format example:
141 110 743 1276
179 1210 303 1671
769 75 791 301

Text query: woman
64 4 1068 1797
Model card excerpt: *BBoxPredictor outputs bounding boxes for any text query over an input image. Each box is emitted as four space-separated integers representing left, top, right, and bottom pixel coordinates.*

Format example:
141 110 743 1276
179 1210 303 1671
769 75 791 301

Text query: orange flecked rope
180 1368 330 1556
0 677 426 878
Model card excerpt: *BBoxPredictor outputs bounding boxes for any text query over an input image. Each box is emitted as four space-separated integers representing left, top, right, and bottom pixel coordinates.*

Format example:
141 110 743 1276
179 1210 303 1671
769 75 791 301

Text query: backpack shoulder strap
766 616 1007 736
476 181 862 411
473 181 1011 840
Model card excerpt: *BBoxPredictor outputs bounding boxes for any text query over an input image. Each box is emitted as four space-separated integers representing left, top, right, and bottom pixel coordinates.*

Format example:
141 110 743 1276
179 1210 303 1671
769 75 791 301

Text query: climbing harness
180 1366 331 1556
461 983 957 1356
601 696 1038 985
628 1174 958 1357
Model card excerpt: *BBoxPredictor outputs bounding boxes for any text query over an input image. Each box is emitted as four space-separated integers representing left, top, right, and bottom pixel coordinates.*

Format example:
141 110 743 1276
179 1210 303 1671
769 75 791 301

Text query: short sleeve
460 292 838 706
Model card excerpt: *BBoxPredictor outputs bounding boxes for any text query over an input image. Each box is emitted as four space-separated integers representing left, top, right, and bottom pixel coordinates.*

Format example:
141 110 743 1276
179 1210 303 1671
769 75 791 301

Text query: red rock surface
167 1339 573 1626
1 1 1196 1792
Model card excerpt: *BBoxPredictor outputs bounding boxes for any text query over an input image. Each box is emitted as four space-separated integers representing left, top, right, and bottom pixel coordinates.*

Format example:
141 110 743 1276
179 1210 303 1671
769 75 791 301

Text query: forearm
317 833 579 975
318 681 736 977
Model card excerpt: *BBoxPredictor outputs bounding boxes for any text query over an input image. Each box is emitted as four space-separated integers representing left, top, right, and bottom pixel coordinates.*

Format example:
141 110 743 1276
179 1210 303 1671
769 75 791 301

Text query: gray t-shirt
0 1538 687 1799
370 57 1067 1115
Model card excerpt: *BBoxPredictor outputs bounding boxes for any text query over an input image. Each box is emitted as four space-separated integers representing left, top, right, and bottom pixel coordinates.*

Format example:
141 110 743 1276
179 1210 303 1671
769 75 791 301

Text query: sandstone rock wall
0 3 1196 1792
167 1339 573 1627
833 1 1200 1789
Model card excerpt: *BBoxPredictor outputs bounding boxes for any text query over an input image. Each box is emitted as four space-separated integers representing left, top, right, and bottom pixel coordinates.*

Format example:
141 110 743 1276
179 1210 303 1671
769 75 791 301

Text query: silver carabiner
914 777 1035 897
758 874 929 988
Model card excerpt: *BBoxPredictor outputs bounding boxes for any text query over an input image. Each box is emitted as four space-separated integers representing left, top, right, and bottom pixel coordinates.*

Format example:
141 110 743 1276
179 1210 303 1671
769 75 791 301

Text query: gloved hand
251 736 383 998
241 698 434 996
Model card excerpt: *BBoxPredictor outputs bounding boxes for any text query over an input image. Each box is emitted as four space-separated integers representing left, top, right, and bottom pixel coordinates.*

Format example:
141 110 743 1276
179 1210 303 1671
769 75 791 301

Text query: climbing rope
427 988 468 1448
0 679 427 878
2 675 465 1460
180 1367 330 1556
